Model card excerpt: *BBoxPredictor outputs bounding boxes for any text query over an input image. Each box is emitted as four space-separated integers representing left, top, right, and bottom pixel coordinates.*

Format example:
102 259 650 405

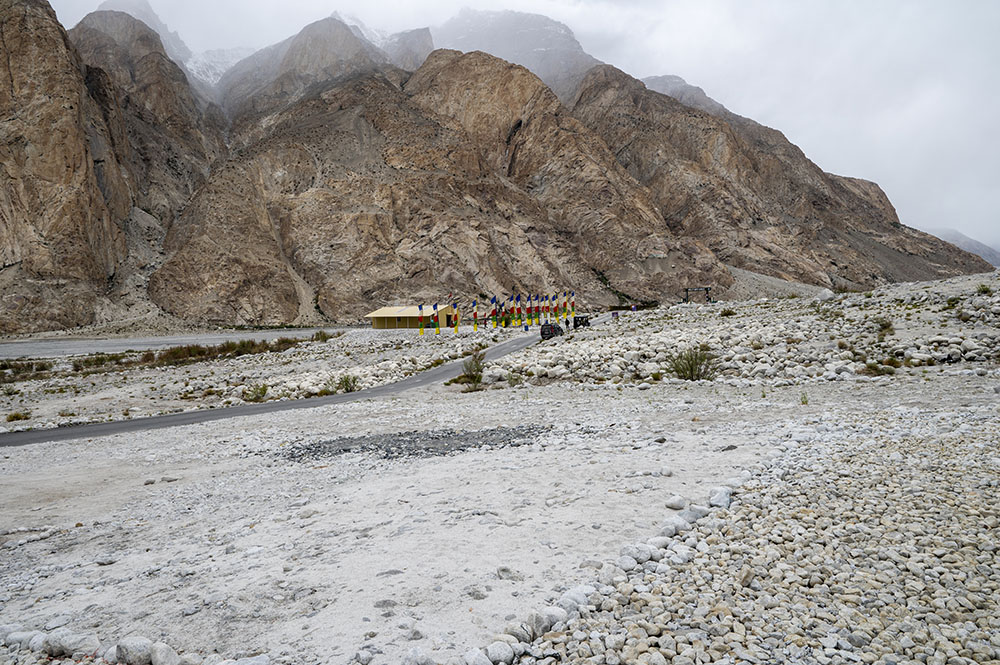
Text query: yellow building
365 305 459 330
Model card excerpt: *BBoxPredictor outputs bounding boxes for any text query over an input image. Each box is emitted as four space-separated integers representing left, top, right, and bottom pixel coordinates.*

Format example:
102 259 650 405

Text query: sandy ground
2 370 996 665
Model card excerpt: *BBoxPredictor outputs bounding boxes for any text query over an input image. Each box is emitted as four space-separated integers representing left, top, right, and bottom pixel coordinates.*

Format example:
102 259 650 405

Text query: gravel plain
1 271 998 665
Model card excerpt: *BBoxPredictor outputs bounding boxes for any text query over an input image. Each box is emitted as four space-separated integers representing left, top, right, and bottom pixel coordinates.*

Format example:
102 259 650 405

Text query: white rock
485 641 515 665
117 636 154 665
151 642 181 665
708 486 732 509
664 495 686 510
402 647 434 665
233 656 269 665
464 649 492 665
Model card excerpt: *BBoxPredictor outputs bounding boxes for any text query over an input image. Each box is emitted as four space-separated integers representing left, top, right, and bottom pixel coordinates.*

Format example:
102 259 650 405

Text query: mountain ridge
0 0 991 333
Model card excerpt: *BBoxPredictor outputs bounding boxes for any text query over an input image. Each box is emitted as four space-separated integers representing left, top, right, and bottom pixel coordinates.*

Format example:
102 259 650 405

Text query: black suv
540 322 564 340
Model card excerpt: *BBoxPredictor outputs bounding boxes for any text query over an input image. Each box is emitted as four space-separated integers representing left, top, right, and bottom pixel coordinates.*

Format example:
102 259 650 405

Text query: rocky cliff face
148 50 726 325
0 0 130 332
433 9 600 105
69 11 226 224
574 66 992 288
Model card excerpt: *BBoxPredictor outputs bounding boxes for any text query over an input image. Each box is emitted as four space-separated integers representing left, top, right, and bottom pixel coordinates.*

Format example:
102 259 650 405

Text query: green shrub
666 345 718 381
976 284 993 295
312 330 332 342
241 384 269 402
720 308 736 317
336 375 360 393
873 316 894 341
506 372 523 387
6 411 30 422
460 350 485 391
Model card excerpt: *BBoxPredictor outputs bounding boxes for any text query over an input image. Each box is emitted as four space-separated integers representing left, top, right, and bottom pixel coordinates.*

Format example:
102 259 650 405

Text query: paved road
0 317 606 448
0 327 353 360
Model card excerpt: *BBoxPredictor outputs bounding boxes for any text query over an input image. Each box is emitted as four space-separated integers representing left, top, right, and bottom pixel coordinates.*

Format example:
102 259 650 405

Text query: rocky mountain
148 48 725 325
927 229 1000 267
217 17 390 128
0 0 130 332
186 47 256 87
96 0 190 64
573 66 990 288
433 8 600 104
0 1 991 333
383 28 434 72
642 74 728 117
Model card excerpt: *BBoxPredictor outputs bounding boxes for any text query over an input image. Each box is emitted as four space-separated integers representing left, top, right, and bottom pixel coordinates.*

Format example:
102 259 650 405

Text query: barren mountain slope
0 0 130 333
574 66 992 288
149 50 726 326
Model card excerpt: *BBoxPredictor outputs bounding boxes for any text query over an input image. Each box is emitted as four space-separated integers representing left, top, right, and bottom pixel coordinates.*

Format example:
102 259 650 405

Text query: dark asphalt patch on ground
281 425 551 461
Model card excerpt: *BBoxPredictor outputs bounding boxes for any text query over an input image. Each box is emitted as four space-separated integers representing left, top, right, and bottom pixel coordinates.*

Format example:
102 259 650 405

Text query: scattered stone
117 635 154 665
664 495 686 510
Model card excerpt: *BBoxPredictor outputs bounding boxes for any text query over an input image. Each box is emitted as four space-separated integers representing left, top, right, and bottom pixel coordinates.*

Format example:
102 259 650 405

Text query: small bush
944 296 961 310
873 315 895 341
800 392 809 405
506 372 523 387
312 330 332 343
336 375 360 393
241 384 269 402
666 345 718 381
976 284 993 295
6 411 30 422
460 350 486 391
720 308 736 317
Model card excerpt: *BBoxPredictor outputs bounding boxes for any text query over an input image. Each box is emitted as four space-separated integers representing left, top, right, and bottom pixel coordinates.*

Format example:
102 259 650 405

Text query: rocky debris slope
490 272 1000 386
573 66 992 290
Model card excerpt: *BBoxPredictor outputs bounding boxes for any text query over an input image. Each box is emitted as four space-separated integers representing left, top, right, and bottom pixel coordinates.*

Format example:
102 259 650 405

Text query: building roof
365 304 454 318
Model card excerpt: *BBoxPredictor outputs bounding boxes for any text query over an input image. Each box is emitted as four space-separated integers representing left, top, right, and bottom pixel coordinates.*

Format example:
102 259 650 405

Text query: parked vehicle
540 322 564 340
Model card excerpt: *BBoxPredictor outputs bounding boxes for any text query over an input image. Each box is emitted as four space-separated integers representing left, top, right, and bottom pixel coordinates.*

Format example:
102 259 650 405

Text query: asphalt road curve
0 316 608 448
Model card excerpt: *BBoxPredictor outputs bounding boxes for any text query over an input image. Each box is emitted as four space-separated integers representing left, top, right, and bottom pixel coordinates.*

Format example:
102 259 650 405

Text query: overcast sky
50 0 1000 249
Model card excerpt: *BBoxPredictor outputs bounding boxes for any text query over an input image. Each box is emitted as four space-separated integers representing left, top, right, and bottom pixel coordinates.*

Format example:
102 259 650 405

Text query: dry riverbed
1 272 999 665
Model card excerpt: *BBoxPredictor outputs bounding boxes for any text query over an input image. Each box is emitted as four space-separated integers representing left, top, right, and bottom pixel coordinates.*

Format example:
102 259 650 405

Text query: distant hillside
927 229 1000 267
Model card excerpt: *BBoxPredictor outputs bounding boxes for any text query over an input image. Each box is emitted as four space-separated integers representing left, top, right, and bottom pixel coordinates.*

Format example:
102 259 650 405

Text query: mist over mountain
926 229 1000 267
0 0 991 333
433 8 600 104
96 0 190 63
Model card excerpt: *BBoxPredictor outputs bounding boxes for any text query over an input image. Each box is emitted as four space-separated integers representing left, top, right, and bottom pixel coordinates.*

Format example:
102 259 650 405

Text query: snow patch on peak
187 47 257 87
